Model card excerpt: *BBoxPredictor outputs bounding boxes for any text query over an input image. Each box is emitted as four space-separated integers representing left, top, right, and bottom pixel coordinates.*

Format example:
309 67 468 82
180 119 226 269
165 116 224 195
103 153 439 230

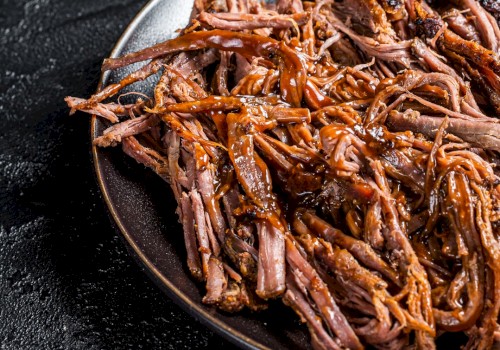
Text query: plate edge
89 1 273 350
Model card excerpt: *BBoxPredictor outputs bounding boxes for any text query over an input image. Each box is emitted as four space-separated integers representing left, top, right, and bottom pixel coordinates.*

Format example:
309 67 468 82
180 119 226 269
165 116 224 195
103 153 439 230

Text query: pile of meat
66 0 500 348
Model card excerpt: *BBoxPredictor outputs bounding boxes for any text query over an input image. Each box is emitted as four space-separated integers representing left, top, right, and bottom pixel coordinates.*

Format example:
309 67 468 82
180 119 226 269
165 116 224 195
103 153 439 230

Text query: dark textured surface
0 1 234 348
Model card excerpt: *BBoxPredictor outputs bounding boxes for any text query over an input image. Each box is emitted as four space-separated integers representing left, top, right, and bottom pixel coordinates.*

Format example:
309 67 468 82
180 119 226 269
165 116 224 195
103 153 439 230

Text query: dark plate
91 0 310 349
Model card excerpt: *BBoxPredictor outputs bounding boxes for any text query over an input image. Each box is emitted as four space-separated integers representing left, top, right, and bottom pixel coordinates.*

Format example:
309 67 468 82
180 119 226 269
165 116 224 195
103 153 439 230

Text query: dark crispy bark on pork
480 0 500 24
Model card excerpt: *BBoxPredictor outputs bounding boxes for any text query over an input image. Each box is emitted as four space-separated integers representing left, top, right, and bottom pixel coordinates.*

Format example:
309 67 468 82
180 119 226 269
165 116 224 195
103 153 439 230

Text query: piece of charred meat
66 0 500 348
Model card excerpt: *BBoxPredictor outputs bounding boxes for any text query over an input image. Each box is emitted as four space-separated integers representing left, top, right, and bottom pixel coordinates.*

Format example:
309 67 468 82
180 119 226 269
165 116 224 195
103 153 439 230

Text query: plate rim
90 1 271 349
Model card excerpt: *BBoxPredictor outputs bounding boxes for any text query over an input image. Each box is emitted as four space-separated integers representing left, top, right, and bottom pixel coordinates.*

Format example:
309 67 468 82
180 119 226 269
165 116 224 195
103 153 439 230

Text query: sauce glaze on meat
66 0 500 348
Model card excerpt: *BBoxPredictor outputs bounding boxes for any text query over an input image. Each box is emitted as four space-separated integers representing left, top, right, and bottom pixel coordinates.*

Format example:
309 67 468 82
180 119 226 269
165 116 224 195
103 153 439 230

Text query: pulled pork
66 0 500 348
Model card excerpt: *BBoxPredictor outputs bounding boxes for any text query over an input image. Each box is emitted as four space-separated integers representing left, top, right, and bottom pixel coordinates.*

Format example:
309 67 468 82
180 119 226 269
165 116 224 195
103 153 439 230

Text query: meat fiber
66 0 500 348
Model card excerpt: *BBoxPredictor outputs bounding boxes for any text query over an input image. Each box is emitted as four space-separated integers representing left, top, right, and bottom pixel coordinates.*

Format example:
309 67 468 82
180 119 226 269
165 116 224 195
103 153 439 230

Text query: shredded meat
67 0 500 348
199 11 310 30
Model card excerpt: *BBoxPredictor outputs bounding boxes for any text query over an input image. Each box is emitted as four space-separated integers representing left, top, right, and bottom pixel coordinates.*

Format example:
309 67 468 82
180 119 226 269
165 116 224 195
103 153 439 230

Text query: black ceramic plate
91 0 310 349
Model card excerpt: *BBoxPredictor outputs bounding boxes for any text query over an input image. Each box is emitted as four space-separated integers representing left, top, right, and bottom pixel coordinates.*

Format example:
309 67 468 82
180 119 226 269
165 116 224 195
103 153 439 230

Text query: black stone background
0 1 236 348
